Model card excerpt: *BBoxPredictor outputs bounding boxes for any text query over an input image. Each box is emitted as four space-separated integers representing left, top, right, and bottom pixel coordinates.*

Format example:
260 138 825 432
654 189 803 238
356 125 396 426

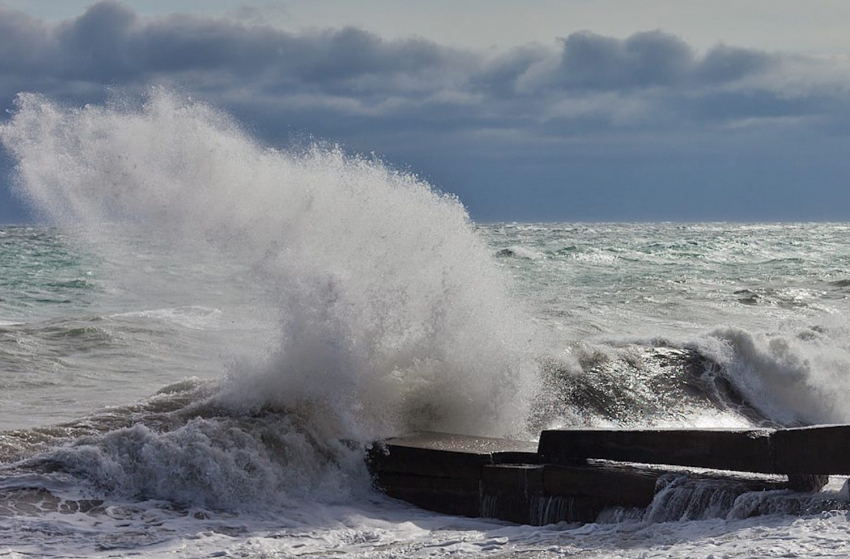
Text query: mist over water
0 89 540 443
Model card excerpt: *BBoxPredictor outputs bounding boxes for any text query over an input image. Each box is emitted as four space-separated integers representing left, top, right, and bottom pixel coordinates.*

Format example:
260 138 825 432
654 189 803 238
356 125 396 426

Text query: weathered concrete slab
367 426 844 525
481 464 545 524
367 431 537 480
538 428 774 473
367 432 538 519
773 425 850 475
479 463 662 524
372 471 480 517
543 462 661 509
539 425 849 482
377 431 538 456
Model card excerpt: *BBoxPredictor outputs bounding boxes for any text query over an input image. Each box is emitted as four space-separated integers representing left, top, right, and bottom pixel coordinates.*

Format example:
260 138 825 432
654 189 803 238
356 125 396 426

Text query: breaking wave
0 89 541 507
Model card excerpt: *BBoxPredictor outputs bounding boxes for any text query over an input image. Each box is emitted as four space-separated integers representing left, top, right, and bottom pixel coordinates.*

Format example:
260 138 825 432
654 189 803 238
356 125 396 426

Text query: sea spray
0 90 541 447
693 325 850 426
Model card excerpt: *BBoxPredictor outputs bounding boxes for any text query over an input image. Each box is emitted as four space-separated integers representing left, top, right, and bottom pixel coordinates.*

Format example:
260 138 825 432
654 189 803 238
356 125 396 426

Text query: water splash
695 325 850 426
0 89 540 445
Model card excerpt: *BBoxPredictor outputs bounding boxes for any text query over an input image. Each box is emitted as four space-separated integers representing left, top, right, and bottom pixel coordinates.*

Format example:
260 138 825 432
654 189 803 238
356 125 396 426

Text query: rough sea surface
1 91 849 557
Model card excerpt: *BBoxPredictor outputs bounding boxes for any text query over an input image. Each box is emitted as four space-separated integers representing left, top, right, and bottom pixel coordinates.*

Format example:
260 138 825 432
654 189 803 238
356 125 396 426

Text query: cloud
0 1 834 123
493 30 778 96
3 1 850 222
0 8 52 76
555 31 694 90
697 44 777 84
557 31 777 91
0 0 468 97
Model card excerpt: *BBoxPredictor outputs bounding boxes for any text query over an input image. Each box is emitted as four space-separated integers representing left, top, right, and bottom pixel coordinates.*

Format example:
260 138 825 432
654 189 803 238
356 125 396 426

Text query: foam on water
112 306 223 330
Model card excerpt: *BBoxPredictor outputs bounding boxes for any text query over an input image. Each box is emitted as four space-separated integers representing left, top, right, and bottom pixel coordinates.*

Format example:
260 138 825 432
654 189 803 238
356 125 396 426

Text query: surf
0 88 541 466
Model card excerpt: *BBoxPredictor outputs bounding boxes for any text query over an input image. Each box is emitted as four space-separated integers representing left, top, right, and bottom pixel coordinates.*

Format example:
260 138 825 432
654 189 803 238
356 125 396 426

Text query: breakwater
367 427 847 525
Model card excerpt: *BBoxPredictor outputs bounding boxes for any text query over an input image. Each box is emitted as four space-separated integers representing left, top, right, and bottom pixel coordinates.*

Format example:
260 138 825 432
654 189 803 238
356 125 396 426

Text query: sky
2 1 850 222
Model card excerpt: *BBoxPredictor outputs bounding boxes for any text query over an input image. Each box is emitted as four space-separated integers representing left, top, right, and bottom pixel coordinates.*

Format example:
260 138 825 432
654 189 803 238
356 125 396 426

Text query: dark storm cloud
0 9 52 76
3 1 850 223
0 1 817 121
696 44 777 84
545 31 777 91
554 31 695 90
0 1 465 93
471 45 551 96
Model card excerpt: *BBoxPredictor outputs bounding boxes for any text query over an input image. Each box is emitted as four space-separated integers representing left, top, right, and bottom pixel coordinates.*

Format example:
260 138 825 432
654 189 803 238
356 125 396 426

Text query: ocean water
0 91 849 557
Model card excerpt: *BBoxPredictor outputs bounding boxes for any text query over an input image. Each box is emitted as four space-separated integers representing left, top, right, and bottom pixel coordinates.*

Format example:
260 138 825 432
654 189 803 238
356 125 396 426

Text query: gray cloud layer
0 1 839 128
2 1 850 221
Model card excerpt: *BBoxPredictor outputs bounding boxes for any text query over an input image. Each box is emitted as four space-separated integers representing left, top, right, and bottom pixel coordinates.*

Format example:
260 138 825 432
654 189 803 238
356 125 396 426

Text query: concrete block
543 462 661 509
773 425 850 475
539 428 774 473
367 431 537 480
372 471 480 517
481 464 544 524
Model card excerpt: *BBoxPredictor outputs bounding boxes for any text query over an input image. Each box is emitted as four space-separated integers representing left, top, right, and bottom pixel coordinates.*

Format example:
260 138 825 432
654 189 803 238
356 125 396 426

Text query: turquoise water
0 227 98 321
485 222 850 337
5 222 850 430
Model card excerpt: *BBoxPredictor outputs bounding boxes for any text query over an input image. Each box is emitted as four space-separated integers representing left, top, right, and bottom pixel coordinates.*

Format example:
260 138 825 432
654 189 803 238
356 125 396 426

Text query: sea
0 91 849 557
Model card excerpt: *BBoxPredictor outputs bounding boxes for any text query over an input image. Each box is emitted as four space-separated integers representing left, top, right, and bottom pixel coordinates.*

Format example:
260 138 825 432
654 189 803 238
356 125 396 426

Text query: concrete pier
773 425 850 474
367 426 849 525
538 428 774 472
368 432 537 517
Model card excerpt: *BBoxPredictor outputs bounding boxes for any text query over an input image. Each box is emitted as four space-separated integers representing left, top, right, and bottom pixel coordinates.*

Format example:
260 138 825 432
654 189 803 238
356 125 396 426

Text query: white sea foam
696 324 850 425
1 489 848 558
48 416 366 509
112 306 223 330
